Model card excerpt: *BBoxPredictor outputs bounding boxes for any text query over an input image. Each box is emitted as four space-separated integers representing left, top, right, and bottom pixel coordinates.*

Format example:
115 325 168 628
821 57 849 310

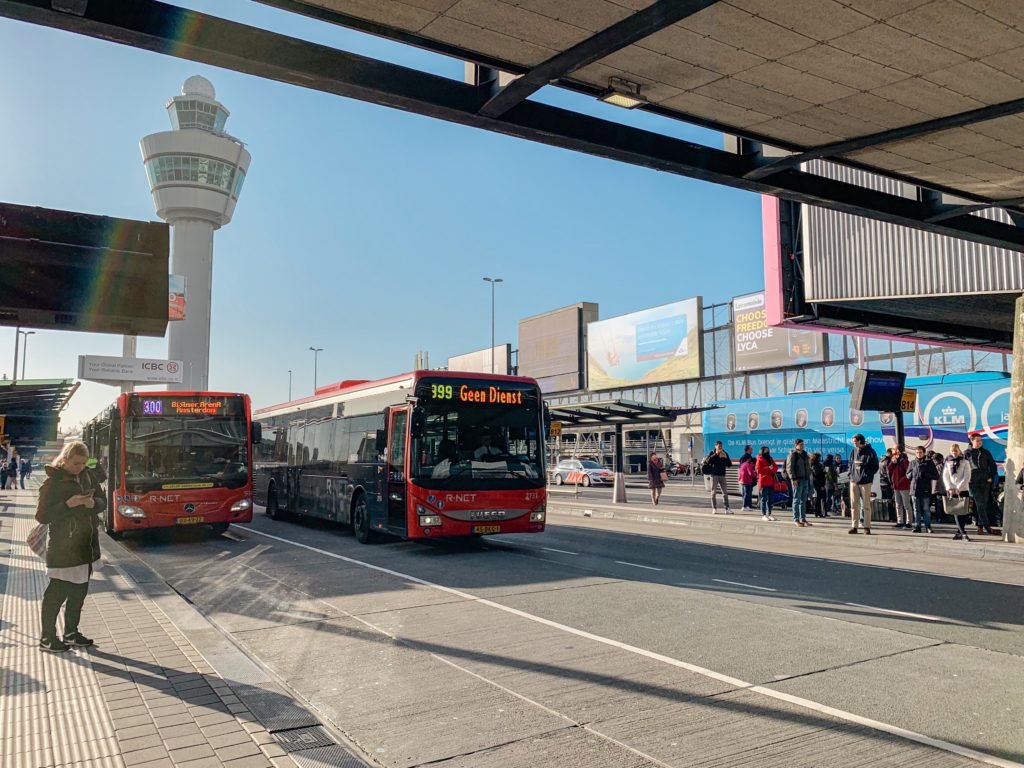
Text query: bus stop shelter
548 399 714 502
0 378 78 455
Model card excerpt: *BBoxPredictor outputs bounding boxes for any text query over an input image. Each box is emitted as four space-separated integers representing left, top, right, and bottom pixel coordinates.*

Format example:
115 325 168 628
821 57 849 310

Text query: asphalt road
110 509 1024 768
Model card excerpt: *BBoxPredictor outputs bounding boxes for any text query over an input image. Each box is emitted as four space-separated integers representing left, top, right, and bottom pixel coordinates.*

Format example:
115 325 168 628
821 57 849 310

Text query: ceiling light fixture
599 77 648 109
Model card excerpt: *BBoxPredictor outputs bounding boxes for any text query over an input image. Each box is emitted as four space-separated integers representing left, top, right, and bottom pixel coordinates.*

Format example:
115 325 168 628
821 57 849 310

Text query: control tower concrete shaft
140 76 250 390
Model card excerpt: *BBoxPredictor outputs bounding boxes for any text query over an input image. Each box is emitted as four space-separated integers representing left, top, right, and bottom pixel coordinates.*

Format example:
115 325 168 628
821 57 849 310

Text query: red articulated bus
252 371 547 542
83 392 259 538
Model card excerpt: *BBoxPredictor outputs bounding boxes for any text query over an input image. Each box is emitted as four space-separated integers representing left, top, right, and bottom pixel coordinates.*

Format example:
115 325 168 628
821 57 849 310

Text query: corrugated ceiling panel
803 161 1024 303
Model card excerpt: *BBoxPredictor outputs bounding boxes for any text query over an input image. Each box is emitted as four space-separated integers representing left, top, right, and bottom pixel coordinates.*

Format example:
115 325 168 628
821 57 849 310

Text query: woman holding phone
35 441 105 653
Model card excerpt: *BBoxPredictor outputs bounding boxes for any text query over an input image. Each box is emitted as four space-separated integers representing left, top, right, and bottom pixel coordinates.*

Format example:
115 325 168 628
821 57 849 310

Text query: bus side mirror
251 423 263 445
375 430 386 455
410 407 425 439
543 404 552 434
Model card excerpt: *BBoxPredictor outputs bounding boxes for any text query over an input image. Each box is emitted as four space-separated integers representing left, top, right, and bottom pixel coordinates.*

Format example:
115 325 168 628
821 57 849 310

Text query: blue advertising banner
705 372 1011 468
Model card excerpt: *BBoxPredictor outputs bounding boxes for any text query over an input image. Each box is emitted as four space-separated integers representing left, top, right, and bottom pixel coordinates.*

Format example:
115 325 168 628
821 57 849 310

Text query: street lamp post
18 330 35 379
288 369 292 401
482 277 503 373
309 347 323 393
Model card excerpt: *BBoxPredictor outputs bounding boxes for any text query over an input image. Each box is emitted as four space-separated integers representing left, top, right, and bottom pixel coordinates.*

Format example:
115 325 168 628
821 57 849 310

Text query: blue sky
0 0 765 430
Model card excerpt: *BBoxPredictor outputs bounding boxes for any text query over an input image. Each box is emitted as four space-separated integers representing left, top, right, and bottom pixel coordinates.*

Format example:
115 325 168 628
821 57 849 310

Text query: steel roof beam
926 196 1024 223
746 96 1024 181
4 0 1024 251
478 0 722 118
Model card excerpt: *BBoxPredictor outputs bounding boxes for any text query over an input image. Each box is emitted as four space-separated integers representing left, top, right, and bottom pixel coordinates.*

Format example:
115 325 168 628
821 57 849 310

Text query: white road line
844 602 944 622
614 560 663 571
243 526 1020 768
542 547 579 556
712 579 778 593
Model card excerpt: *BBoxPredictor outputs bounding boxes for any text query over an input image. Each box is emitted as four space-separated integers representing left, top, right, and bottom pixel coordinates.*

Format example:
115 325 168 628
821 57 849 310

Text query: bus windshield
124 405 249 492
411 379 544 490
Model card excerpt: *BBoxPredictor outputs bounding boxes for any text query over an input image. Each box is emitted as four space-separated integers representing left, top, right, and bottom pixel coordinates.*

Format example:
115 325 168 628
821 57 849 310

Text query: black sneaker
913 527 922 533
63 632 94 648
40 637 69 653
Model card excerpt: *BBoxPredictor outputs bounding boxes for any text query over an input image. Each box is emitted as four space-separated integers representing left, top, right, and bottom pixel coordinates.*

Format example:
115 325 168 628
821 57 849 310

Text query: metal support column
612 423 627 503
1002 295 1024 543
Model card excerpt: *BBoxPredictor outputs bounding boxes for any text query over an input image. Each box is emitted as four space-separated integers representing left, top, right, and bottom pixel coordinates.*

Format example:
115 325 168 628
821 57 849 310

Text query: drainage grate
233 683 320 731
289 744 371 768
273 726 335 753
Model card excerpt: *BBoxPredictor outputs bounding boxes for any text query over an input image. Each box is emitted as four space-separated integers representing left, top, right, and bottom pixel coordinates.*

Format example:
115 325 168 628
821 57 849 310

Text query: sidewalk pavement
548 486 1024 563
0 482 368 768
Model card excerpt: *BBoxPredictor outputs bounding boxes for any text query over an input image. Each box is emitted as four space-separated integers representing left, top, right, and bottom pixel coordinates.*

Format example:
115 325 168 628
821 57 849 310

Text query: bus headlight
416 505 441 527
230 499 252 512
118 505 146 518
530 510 546 522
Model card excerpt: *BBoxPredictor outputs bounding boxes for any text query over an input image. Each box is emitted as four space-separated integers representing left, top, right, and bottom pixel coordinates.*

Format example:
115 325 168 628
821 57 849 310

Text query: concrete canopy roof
277 0 1024 206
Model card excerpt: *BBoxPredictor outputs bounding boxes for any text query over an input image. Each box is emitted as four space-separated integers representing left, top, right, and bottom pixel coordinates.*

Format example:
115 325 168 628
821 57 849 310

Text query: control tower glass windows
145 155 243 197
168 99 229 132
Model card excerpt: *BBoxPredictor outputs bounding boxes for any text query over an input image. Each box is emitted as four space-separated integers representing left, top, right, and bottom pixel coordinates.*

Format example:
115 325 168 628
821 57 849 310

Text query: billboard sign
447 344 510 376
78 355 184 385
733 291 824 371
587 298 701 390
518 303 598 393
169 274 186 321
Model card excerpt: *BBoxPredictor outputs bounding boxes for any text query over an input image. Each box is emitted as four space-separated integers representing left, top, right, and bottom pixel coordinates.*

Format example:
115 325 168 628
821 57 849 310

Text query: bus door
386 407 409 531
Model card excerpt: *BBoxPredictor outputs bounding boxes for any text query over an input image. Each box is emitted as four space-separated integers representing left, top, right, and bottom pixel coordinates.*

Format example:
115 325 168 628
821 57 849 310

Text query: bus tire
211 522 230 535
266 487 282 520
352 492 374 544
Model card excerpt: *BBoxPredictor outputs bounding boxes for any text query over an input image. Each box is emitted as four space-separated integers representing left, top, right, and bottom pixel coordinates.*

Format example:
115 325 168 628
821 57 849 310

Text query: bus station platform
0 481 367 768
548 484 1024 564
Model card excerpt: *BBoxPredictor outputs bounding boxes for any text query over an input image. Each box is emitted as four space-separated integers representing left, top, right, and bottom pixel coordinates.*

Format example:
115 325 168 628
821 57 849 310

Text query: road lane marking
712 579 777 592
242 526 1019 768
844 603 944 622
614 561 663 571
542 547 579 555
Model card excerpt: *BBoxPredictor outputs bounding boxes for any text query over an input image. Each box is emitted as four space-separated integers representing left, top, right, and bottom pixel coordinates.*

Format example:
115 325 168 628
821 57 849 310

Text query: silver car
551 459 614 486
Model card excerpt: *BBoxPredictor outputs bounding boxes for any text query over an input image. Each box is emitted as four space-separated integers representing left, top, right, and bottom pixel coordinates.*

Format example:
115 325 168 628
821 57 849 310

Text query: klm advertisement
587 298 702 390
704 372 1011 468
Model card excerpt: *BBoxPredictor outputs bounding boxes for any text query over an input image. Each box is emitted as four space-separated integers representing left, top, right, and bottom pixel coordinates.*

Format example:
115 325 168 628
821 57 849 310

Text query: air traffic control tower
140 76 250 390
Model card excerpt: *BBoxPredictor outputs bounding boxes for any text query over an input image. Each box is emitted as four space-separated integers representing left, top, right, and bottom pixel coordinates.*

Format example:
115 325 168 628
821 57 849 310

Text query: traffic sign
900 388 917 413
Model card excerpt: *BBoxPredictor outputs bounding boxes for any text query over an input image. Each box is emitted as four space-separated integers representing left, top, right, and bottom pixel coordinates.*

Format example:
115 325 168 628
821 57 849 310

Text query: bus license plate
177 516 205 525
472 525 501 534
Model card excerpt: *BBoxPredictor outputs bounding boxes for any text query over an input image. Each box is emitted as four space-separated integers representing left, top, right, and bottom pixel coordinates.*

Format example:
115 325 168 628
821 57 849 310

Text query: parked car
551 459 615 486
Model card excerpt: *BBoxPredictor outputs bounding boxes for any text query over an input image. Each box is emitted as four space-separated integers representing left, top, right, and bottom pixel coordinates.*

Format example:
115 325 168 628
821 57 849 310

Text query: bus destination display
130 395 243 417
425 382 526 405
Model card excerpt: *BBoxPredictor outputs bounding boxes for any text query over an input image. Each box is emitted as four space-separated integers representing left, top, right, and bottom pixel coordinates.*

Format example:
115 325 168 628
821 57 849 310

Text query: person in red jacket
887 445 912 528
755 446 777 522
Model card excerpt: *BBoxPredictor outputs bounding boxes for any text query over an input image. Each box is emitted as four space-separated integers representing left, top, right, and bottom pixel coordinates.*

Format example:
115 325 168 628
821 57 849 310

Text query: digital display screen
851 369 907 412
420 381 533 406
129 395 244 417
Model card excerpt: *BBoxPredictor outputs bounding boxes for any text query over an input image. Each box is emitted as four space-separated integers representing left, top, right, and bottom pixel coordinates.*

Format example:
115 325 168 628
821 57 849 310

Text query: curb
548 501 1024 563
103 537 373 768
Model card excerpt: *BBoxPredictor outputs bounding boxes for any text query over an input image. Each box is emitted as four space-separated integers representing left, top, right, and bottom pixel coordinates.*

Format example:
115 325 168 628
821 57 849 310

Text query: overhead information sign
733 291 824 372
78 355 183 384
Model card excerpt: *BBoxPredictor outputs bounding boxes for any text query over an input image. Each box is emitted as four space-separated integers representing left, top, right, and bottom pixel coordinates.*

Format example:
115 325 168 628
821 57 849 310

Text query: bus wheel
353 493 374 544
211 522 230 536
266 488 282 520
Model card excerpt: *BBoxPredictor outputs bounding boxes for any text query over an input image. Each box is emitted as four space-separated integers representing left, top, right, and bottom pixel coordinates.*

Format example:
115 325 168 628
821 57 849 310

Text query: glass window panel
804 367 824 391
714 330 732 376
867 338 890 359
786 368 802 392
973 352 1001 372
827 333 845 363
946 349 972 373
715 378 731 401
824 365 844 389
748 374 766 399
766 372 785 397
702 333 716 377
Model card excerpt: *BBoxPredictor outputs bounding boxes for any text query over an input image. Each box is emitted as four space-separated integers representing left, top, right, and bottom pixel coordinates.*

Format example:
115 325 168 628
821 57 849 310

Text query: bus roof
254 370 540 417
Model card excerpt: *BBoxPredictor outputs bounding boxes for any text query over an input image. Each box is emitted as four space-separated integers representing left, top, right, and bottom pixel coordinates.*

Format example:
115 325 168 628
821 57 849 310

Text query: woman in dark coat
35 441 105 653
647 452 666 506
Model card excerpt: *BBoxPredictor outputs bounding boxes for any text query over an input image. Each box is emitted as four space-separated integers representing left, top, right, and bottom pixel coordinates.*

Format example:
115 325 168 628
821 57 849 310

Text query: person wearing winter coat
738 453 757 511
702 442 733 514
755 447 777 522
647 453 665 506
35 441 106 653
848 434 879 534
785 438 812 527
943 444 972 541
887 446 912 529
908 445 938 533
810 453 826 517
964 434 998 535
